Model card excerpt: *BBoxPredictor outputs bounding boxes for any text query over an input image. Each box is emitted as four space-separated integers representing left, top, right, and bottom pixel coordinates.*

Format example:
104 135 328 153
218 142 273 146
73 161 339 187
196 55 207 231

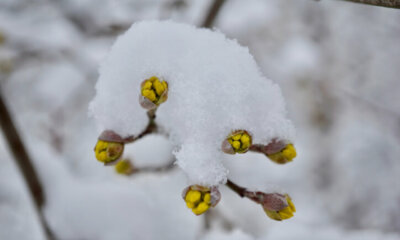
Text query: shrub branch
0 88 55 240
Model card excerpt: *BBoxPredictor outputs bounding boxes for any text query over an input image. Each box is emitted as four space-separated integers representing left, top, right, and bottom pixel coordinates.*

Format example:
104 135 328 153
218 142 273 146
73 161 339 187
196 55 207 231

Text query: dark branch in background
131 159 176 174
336 0 400 9
201 0 227 28
0 88 55 240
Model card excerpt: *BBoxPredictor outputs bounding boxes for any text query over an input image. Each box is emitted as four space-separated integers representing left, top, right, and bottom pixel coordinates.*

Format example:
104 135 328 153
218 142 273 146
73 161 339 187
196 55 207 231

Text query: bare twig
336 0 400 9
130 109 158 141
226 179 272 202
201 0 227 28
0 88 55 239
120 109 158 144
225 179 247 197
225 179 289 213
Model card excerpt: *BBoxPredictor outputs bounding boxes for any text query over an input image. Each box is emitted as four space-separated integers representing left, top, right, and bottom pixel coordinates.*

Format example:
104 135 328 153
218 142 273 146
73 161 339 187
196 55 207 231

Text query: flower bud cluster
90 21 298 222
182 185 221 215
139 76 168 110
222 130 252 154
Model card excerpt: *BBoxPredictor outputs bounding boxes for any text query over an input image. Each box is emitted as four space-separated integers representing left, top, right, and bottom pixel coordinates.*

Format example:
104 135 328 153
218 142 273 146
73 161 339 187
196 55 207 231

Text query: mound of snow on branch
89 20 295 185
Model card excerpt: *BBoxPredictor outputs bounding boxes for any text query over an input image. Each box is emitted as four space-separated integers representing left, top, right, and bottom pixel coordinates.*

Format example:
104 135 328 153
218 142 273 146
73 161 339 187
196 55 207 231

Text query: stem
135 110 158 140
248 144 265 154
225 179 247 198
124 109 158 143
336 0 400 9
0 89 55 239
201 0 227 28
225 179 276 206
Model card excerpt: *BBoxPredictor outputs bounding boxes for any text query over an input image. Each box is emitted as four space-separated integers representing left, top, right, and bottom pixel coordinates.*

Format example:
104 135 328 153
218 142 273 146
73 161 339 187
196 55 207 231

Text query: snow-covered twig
91 20 297 220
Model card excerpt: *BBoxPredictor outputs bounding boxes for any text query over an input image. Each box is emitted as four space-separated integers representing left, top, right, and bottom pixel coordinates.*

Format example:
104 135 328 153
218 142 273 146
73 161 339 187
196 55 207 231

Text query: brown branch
225 179 290 213
336 0 400 9
225 179 247 198
121 109 158 144
134 109 158 140
226 179 269 203
201 0 227 28
226 179 261 204
0 89 55 239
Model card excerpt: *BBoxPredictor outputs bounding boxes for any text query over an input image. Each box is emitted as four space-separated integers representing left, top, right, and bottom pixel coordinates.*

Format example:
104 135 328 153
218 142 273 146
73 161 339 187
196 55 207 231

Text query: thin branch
131 109 158 141
201 0 227 28
336 0 400 9
225 179 247 197
0 88 55 239
121 109 158 144
225 179 289 212
225 179 270 204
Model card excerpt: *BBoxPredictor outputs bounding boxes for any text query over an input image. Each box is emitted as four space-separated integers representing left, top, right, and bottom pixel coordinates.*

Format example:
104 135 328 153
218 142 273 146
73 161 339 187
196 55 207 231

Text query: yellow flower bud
264 194 296 221
139 76 168 109
182 185 221 216
94 140 124 163
244 191 296 221
115 160 134 175
94 130 126 164
266 144 297 164
221 130 252 154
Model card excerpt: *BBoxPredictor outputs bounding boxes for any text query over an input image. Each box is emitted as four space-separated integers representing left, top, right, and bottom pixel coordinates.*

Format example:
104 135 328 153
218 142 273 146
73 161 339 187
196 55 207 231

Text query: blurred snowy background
1 0 400 239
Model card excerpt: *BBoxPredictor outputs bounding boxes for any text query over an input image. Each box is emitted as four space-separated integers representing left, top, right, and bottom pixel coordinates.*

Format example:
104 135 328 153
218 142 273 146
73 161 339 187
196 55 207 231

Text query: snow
123 134 174 168
89 20 295 185
44 169 202 240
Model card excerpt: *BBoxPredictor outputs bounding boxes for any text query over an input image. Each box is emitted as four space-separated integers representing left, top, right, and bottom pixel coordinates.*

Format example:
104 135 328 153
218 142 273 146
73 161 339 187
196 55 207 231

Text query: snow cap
89 20 295 185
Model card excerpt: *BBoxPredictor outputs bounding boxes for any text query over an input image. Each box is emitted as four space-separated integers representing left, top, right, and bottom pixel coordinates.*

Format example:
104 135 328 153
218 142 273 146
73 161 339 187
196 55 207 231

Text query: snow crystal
89 20 295 185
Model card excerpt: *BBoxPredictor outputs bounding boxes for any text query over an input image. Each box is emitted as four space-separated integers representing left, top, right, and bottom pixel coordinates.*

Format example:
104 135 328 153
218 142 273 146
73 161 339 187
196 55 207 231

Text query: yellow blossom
182 185 220 215
115 159 134 175
140 76 168 107
222 130 252 154
94 140 124 163
264 194 296 221
267 143 296 164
